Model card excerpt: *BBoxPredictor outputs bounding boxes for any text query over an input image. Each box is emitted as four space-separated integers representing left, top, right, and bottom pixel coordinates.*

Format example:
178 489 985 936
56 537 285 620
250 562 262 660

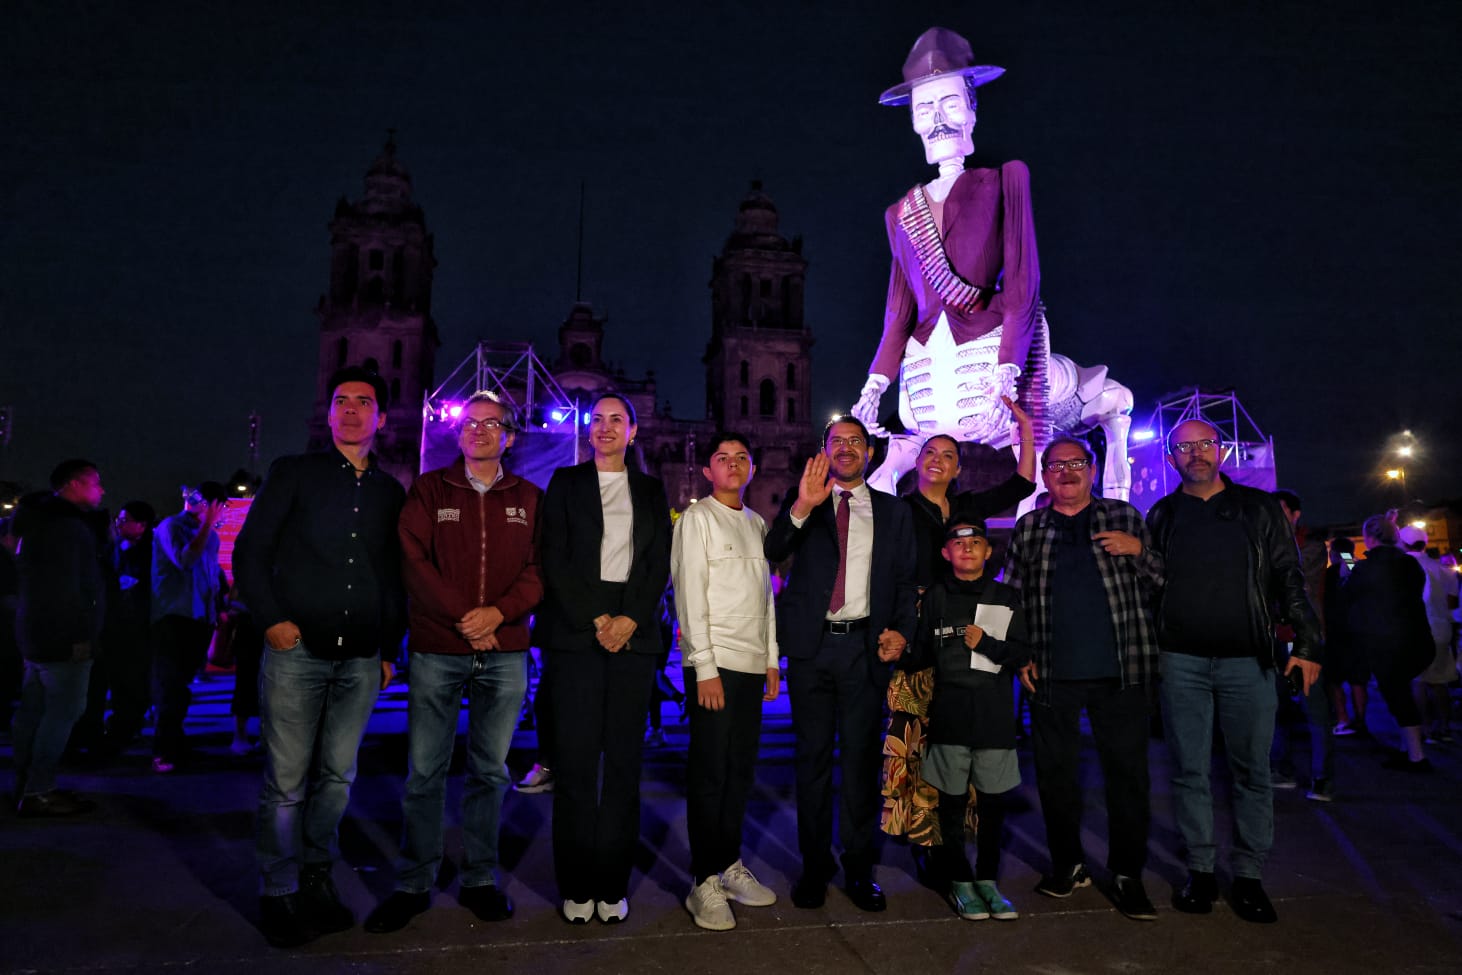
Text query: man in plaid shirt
1004 437 1163 921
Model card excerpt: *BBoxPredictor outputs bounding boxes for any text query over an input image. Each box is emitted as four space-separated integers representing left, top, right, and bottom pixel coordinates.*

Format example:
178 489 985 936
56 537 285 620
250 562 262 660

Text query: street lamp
1385 468 1407 496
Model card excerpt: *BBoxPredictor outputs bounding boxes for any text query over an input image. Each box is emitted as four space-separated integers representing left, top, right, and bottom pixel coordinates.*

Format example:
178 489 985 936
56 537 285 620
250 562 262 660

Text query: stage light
1131 429 1156 442
1385 469 1402 480
447 404 463 419
1397 445 1413 457
550 409 564 423
1410 520 1426 529
582 414 590 426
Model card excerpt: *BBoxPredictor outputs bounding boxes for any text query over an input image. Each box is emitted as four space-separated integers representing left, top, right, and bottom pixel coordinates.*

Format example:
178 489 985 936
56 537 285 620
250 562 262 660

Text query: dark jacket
902 573 1029 748
398 462 543 654
1341 543 1430 678
764 483 917 685
106 535 152 629
1146 474 1321 668
533 460 671 655
233 450 406 660
14 494 105 662
904 473 1036 588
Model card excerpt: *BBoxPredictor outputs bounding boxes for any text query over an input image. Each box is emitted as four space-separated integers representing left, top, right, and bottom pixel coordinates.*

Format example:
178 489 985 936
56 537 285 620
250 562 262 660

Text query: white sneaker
595 898 629 923
561 898 593 924
685 876 736 930
516 763 554 794
720 859 776 907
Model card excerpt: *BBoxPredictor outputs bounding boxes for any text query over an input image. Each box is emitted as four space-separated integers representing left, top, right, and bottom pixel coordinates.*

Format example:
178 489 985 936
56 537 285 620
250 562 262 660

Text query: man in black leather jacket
1145 418 1320 925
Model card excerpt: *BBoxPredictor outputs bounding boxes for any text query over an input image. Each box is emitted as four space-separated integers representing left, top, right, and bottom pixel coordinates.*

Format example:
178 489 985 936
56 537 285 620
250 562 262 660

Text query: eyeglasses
1172 438 1220 455
1042 458 1090 474
828 436 865 449
461 418 509 433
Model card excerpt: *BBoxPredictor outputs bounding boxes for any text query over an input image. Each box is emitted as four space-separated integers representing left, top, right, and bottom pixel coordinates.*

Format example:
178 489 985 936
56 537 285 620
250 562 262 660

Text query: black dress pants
549 647 657 902
787 629 883 880
1031 678 1151 877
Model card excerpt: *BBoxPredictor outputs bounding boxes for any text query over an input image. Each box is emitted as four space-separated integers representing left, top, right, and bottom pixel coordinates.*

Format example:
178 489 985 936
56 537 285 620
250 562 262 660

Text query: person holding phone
149 480 228 774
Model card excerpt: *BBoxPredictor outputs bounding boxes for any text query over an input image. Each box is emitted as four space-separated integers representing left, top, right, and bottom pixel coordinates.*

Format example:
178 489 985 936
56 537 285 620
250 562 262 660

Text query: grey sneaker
515 763 554 794
720 860 776 907
685 876 735 931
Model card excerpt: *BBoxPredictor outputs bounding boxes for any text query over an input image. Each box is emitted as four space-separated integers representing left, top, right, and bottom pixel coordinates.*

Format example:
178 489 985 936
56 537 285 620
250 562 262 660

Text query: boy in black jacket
900 519 1030 921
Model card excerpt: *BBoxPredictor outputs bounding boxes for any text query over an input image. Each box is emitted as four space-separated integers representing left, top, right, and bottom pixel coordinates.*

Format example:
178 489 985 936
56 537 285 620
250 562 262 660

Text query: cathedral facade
306 134 440 485
545 183 817 514
307 141 814 513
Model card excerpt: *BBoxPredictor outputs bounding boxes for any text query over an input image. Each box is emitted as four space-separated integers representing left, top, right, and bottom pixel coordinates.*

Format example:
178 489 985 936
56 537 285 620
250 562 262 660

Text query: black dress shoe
1172 870 1217 914
298 865 354 933
459 884 514 922
260 893 318 948
16 790 95 818
845 876 887 912
791 873 827 909
1111 874 1157 920
364 890 431 933
1229 877 1278 923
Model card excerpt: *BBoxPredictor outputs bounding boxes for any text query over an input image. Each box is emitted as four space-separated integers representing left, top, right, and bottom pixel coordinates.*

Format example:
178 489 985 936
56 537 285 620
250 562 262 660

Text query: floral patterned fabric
880 667 977 844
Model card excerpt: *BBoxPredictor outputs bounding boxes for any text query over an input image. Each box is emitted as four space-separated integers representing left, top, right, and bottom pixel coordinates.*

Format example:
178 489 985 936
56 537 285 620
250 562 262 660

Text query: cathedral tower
308 133 439 482
702 183 815 513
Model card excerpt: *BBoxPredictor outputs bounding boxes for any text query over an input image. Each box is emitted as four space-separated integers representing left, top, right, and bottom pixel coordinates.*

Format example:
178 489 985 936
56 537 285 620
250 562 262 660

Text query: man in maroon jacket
366 391 543 933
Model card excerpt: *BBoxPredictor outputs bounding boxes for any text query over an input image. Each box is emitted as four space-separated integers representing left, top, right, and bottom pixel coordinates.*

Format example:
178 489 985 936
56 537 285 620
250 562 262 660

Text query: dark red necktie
829 490 851 614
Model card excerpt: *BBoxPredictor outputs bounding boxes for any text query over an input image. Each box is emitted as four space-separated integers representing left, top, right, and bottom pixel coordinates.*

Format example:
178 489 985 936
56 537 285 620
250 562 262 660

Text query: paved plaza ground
4 666 1461 975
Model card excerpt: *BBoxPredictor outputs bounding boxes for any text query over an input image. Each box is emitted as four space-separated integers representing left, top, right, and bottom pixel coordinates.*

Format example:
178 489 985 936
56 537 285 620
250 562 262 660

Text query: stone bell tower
702 182 816 513
307 132 439 483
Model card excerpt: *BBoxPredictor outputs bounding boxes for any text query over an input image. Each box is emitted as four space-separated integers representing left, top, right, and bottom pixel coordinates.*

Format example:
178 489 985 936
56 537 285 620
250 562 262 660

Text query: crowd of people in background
3 365 1458 948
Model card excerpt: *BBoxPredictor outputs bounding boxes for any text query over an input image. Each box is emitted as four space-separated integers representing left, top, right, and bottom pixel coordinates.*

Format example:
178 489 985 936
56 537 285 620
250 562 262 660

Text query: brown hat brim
879 64 1005 106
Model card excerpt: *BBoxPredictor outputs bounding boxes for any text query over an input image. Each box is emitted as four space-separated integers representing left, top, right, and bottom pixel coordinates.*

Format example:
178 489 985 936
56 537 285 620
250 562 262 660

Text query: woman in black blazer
535 392 672 924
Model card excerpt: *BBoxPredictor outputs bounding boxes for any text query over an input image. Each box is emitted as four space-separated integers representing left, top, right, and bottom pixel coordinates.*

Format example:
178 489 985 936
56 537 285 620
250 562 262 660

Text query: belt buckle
828 620 851 635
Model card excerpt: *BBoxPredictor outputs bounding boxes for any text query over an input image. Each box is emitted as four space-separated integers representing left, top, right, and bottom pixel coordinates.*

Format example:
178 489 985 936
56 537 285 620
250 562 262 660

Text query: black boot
259 893 317 948
298 864 354 934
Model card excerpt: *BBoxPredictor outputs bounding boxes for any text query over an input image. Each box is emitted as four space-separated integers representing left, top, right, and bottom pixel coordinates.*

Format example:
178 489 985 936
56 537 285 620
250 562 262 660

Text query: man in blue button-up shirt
149 481 225 774
235 365 406 949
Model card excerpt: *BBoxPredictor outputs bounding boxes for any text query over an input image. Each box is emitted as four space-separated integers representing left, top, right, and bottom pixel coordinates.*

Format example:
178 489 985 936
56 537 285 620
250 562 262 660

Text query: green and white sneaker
947 881 989 920
975 880 1019 920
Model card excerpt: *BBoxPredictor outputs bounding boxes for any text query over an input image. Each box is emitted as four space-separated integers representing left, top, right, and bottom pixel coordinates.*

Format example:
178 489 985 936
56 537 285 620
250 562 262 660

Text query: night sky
3 0 1459 526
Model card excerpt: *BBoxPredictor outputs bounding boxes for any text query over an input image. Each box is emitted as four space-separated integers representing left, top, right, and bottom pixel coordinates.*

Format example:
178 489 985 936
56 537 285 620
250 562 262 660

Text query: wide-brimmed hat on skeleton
879 26 1005 106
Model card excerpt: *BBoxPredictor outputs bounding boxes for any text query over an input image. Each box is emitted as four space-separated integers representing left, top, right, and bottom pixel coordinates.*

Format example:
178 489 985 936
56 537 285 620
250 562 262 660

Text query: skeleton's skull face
910 74 975 165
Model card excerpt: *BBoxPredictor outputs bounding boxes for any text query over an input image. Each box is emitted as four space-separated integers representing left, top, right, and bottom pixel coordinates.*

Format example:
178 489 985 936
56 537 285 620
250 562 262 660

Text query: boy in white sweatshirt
672 432 781 931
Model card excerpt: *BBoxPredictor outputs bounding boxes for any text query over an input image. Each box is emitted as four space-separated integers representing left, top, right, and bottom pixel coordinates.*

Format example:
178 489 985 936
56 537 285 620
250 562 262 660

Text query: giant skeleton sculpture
851 27 1133 502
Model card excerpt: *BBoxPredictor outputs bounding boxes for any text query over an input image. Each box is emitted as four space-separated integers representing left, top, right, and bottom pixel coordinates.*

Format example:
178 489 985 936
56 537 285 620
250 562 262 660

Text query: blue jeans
1160 652 1275 879
255 643 380 896
397 650 527 893
1270 650 1334 782
12 658 92 794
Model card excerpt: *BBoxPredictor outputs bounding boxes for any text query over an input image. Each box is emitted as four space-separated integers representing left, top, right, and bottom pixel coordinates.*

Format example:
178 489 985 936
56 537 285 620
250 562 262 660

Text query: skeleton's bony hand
995 363 1021 401
851 374 890 437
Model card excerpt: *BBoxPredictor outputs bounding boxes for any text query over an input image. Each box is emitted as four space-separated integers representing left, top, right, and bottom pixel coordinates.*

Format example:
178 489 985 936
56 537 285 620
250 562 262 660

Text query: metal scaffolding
420 341 582 478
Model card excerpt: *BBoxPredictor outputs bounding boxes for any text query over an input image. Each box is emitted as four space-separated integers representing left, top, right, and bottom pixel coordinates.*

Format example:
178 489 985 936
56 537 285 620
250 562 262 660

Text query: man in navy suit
765 415 918 911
